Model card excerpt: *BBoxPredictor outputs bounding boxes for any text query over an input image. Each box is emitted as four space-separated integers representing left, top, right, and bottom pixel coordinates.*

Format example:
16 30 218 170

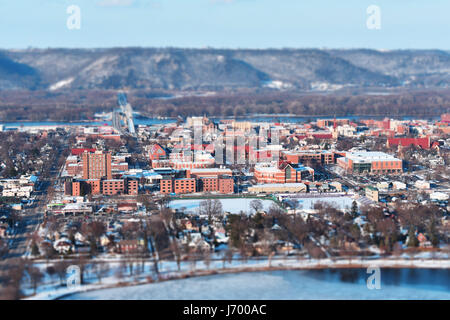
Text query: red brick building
86 179 101 195
112 162 129 172
82 151 112 180
197 176 234 194
151 159 171 169
71 148 96 156
188 168 233 178
199 177 218 192
160 175 233 194
317 119 349 128
160 179 173 194
337 151 402 175
174 178 196 194
441 113 450 123
68 178 137 196
65 155 82 176
254 162 314 184
117 240 144 254
102 179 124 195
66 179 101 196
254 164 285 184
218 177 234 194
283 150 335 165
149 144 167 161
387 136 430 150
72 181 82 196
159 178 198 194
127 179 138 195
67 163 82 176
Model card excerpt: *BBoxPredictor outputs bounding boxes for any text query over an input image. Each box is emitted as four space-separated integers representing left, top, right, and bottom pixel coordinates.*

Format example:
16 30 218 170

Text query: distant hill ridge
1 48 450 91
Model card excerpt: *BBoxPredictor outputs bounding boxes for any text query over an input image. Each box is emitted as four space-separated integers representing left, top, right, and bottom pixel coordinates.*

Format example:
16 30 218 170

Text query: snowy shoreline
26 256 450 300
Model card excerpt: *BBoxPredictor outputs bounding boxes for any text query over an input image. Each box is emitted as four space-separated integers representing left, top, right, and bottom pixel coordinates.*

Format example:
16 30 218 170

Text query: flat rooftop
190 168 232 173
251 183 307 188
345 151 400 162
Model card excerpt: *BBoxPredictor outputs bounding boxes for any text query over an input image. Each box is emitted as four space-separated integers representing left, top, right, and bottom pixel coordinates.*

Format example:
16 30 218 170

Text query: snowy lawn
169 198 278 214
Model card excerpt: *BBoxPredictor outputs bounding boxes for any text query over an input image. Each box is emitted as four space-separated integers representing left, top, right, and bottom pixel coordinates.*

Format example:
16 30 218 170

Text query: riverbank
25 255 450 300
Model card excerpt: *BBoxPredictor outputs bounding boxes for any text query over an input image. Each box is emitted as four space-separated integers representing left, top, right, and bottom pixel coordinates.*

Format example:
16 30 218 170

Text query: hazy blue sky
1 0 449 49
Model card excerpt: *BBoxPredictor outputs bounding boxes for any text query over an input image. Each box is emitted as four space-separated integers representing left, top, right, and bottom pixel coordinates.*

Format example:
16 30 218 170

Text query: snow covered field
169 198 277 214
64 269 450 300
286 195 354 211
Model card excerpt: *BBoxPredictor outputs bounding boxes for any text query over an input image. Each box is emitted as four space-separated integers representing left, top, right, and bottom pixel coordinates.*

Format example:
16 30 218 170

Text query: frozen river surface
65 269 450 300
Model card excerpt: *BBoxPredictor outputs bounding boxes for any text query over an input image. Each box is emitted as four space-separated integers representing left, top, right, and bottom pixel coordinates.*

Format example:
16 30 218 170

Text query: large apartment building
160 178 197 194
82 151 112 180
160 168 234 194
198 176 234 194
66 178 138 196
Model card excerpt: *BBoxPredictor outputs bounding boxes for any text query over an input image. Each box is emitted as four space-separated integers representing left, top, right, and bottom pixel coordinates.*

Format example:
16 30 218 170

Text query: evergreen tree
351 201 358 218
31 241 40 257
428 220 439 248
89 238 97 255
407 227 418 247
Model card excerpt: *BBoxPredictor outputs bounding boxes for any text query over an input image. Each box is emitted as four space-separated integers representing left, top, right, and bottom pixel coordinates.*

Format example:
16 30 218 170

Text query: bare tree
170 240 182 271
376 218 398 253
221 250 228 269
53 260 71 286
93 262 110 284
27 265 43 295
41 244 56 265
125 255 134 276
239 243 250 263
250 199 263 214
75 256 89 284
82 220 106 255
268 203 284 217
305 242 326 259
199 199 223 222
116 260 127 282
203 250 211 270
46 186 55 202
0 239 8 257
8 211 22 228
0 259 26 299
268 251 275 268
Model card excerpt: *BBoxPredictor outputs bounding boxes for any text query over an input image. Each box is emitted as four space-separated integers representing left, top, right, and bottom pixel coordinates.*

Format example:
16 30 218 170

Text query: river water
0 115 440 129
64 269 450 300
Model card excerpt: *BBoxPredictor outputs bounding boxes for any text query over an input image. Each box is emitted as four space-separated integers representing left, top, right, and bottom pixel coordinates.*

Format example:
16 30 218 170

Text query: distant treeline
0 89 449 121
